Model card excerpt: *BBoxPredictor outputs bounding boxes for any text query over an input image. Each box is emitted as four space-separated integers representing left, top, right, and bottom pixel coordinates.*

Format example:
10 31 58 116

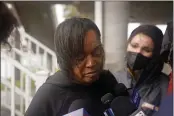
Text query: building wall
13 1 173 51
129 1 173 24
14 2 55 51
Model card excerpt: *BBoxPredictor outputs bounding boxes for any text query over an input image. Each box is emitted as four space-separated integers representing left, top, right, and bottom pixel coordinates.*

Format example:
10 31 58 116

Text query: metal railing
19 29 57 73
1 52 35 116
1 30 58 116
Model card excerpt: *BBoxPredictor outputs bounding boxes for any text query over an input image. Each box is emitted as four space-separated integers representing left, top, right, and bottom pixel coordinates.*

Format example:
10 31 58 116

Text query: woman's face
127 33 154 58
72 30 104 85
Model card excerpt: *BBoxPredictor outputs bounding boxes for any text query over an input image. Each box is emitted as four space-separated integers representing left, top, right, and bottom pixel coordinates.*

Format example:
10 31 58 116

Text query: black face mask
126 51 151 71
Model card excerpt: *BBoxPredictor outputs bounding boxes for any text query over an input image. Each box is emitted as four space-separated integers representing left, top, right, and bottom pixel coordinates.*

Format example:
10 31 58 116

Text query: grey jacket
113 68 169 116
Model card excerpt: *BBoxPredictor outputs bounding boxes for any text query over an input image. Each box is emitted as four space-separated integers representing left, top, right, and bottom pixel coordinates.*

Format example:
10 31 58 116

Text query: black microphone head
68 99 90 112
69 99 106 116
113 83 129 97
101 93 114 105
110 96 137 116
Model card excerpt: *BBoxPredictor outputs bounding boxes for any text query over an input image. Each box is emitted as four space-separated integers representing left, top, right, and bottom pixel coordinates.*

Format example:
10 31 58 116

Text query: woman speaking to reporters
25 17 117 116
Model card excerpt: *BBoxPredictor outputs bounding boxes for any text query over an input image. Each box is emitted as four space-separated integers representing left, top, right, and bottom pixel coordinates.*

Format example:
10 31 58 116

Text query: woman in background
114 25 169 116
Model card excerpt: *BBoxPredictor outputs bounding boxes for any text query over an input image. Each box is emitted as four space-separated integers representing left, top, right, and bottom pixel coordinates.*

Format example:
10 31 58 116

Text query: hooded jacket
114 66 169 115
25 70 117 116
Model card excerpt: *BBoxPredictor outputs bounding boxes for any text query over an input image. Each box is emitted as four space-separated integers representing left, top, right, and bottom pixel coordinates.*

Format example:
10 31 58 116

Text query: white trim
1 78 32 101
20 72 24 113
25 75 31 111
12 48 26 56
1 53 37 81
95 1 103 43
11 70 15 116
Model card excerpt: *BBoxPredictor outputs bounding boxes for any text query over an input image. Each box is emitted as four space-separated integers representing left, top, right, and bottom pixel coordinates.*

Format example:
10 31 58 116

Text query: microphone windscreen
113 83 129 97
68 99 106 116
110 96 137 116
64 108 91 116
101 93 115 105
68 99 90 113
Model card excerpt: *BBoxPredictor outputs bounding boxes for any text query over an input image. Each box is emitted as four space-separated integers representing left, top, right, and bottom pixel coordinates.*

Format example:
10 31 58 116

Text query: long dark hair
54 17 101 74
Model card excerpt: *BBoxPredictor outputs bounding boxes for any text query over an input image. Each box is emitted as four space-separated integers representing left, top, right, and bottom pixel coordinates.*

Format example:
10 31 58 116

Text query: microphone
63 108 91 116
66 99 91 116
68 99 90 113
112 83 129 97
110 96 137 116
68 99 105 116
101 93 115 105
101 83 129 116
101 93 115 116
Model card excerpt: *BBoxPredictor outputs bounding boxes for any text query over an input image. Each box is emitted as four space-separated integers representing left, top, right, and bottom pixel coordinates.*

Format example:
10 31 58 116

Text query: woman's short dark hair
54 17 101 72
0 2 17 46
